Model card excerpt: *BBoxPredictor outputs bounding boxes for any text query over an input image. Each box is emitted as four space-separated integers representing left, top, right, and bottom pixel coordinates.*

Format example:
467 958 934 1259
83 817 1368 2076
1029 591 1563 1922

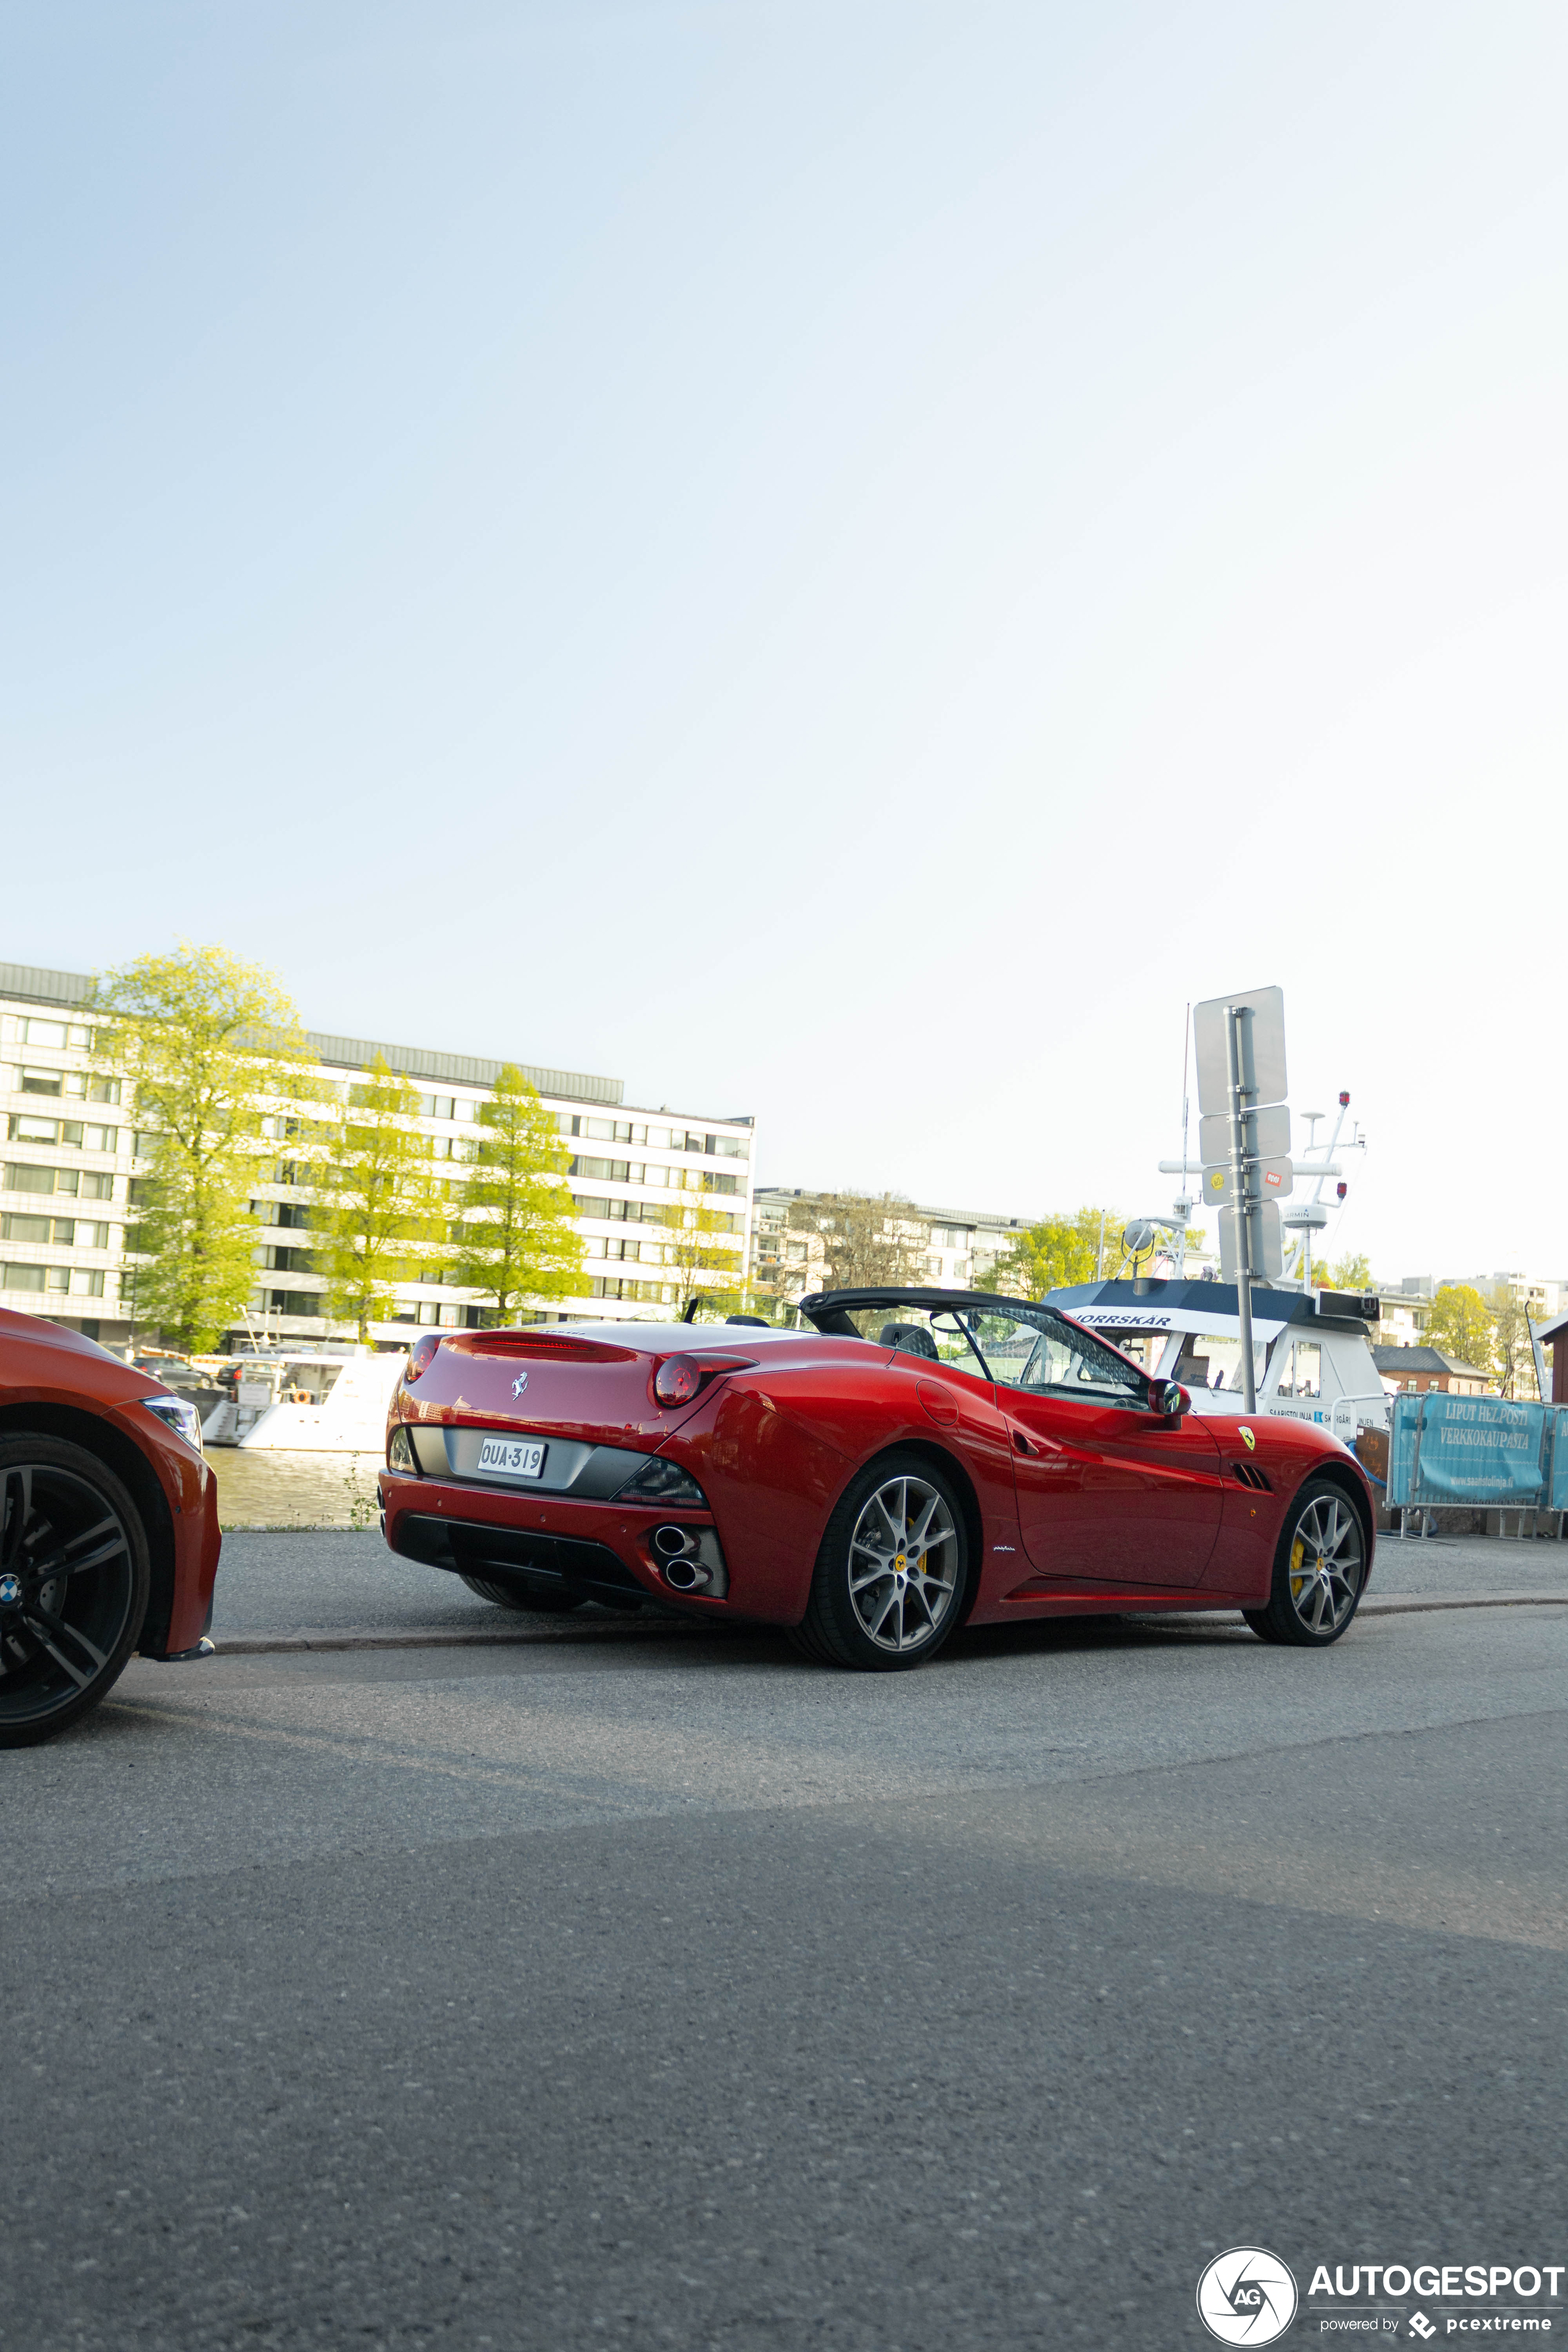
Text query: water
206 1448 383 1530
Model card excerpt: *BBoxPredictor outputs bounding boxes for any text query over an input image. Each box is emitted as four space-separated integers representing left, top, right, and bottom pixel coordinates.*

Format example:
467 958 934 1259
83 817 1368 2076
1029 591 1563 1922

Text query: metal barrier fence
1386 1391 1568 1511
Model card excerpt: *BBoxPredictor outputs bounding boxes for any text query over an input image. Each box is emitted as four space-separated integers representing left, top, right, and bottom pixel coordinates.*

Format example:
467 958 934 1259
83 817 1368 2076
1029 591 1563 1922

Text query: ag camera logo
1196 2247 1299 2345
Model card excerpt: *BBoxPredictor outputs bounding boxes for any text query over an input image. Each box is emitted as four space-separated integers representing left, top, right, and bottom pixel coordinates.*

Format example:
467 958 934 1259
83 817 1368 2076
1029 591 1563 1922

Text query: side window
972 1313 1146 1406
1274 1339 1320 1397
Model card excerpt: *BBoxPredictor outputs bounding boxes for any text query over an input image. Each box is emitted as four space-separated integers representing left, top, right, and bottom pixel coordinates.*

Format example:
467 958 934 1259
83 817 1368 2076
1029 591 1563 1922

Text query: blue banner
1387 1393 1548 1508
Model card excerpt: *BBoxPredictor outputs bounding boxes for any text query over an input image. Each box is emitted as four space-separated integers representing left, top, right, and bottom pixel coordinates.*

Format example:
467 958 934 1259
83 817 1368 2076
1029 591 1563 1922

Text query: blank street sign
1201 1156 1293 1207
1198 1106 1291 1169
1193 986 1287 1116
1218 1199 1284 1281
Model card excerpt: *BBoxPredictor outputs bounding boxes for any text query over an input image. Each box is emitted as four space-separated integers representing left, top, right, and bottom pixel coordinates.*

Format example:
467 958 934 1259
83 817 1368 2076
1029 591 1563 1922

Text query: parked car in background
377 1288 1374 1670
0 1307 220 1745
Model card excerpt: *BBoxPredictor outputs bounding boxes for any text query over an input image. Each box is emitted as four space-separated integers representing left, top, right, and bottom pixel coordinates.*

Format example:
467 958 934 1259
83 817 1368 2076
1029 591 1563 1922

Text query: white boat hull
237 1354 404 1454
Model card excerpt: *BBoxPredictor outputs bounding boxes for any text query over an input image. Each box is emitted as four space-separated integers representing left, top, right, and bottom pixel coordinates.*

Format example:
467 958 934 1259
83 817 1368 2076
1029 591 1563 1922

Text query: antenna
1177 1004 1191 1275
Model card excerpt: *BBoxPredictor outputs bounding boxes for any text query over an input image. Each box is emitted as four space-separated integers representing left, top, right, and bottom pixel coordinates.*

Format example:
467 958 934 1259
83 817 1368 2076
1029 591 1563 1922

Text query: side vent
1232 1460 1272 1493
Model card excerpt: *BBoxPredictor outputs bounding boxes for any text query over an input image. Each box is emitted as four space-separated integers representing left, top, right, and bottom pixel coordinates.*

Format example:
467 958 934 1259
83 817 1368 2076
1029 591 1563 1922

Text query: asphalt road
4 1546 1566 2352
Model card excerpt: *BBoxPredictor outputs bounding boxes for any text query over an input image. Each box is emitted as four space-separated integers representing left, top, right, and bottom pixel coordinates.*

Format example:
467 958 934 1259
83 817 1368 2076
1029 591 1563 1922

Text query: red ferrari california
0 1307 220 1744
378 1288 1374 1670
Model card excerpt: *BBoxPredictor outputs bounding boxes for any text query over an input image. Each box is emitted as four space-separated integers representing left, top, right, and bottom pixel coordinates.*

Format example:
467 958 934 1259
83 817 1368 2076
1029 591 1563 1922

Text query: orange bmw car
0 1307 220 1745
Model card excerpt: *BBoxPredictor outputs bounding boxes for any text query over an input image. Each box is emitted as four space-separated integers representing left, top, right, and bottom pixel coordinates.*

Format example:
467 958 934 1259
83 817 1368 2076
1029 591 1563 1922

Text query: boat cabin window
1172 1332 1266 1393
1084 1327 1163 1374
1272 1339 1321 1397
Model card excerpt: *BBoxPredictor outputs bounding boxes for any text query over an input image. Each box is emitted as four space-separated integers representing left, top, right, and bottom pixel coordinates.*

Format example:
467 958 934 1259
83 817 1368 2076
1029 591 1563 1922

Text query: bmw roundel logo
0 1573 21 1606
1196 2248 1298 2344
512 1372 529 1398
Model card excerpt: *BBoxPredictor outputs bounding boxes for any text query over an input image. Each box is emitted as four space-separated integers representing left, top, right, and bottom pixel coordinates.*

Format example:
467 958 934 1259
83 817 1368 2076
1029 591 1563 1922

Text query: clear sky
5 1 1566 1281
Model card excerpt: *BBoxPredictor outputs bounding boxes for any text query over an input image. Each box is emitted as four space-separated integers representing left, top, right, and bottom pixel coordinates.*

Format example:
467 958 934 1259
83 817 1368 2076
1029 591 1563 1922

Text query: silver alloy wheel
1287 1491 1364 1636
848 1473 959 1654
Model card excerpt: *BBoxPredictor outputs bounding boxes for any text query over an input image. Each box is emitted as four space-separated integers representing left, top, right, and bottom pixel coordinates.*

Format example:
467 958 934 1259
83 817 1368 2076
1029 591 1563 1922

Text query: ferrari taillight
654 1354 701 1407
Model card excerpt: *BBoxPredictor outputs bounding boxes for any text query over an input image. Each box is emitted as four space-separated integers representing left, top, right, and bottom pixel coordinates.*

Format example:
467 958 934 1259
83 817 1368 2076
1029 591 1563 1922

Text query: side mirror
1153 1380 1189 1420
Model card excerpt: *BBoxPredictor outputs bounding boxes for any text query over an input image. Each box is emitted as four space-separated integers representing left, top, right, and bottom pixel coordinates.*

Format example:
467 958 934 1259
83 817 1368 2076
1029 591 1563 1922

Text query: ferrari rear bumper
377 1470 730 1611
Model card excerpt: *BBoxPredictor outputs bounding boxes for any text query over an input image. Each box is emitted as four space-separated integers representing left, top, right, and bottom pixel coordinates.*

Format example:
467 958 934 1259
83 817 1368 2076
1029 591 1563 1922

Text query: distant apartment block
751 1186 1036 1303
1 962 754 1349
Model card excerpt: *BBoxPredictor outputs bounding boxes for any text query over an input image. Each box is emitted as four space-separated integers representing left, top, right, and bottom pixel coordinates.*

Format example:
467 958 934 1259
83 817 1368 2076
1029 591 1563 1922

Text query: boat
1047 1277 1389 1441
196 1348 404 1453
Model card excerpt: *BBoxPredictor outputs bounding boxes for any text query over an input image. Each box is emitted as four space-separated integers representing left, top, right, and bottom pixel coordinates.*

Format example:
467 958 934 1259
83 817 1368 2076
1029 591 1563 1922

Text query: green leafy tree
661 1196 747 1319
1424 1283 1497 1378
449 1065 585 1322
89 943 308 1352
316 1056 443 1341
981 1206 1124 1300
1322 1250 1373 1291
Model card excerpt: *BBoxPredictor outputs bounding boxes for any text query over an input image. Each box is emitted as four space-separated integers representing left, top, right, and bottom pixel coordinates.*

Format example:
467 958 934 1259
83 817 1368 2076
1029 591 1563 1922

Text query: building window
1 1215 109 1246
17 1019 92 1049
570 1156 633 1185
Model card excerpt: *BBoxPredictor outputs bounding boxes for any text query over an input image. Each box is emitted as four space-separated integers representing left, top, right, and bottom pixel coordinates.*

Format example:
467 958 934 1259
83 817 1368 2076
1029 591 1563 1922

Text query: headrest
878 1322 939 1359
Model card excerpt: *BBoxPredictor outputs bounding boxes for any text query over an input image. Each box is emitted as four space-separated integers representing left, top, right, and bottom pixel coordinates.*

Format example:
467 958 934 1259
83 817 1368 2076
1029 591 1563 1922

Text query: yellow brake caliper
1290 1534 1307 1603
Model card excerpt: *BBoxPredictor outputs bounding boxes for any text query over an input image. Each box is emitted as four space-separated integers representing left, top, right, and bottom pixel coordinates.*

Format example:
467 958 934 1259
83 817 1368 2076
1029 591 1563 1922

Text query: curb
196 1592 1568 1659
1360 1593 1568 1615
204 1619 703 1656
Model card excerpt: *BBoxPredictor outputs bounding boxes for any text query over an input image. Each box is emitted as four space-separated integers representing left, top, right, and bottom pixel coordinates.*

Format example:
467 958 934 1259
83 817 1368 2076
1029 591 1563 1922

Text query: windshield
838 1301 1147 1406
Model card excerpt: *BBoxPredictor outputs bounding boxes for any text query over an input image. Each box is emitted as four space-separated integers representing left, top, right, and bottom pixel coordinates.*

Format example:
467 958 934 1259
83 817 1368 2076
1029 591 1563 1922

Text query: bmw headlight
141 1394 204 1453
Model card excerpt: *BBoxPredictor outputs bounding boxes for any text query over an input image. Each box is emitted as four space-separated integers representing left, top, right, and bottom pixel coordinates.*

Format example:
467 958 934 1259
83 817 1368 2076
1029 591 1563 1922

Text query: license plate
477 1437 547 1480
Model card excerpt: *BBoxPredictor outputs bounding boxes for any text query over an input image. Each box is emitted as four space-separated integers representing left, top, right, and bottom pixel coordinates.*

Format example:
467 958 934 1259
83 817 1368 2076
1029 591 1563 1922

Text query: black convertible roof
797 1287 1069 1338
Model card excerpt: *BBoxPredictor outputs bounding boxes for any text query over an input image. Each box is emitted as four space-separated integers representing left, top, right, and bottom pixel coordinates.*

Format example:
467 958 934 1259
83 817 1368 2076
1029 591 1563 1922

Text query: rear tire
459 1572 585 1614
792 1449 969 1672
1245 1477 1367 1648
0 1437 151 1748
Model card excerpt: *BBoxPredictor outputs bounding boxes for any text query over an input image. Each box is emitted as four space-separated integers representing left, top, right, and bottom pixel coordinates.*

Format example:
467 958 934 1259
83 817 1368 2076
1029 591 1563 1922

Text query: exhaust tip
651 1523 715 1591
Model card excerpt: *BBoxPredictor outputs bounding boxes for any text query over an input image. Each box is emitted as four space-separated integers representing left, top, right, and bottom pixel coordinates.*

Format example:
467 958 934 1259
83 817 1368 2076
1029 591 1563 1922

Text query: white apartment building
1 962 754 1349
751 1186 1035 1303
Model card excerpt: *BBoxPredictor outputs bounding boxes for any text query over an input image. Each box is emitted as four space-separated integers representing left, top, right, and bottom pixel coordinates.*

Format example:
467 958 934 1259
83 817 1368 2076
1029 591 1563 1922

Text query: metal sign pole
1226 1003 1258 1414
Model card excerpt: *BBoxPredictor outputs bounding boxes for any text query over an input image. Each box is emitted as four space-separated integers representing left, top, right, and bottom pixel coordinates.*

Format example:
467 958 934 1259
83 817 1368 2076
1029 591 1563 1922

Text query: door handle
1013 1430 1033 1455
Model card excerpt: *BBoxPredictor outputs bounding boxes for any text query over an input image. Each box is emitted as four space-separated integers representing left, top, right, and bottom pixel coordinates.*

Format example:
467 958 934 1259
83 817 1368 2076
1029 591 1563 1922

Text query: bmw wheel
0 1437 151 1748
792 1450 969 1671
1245 1477 1367 1648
